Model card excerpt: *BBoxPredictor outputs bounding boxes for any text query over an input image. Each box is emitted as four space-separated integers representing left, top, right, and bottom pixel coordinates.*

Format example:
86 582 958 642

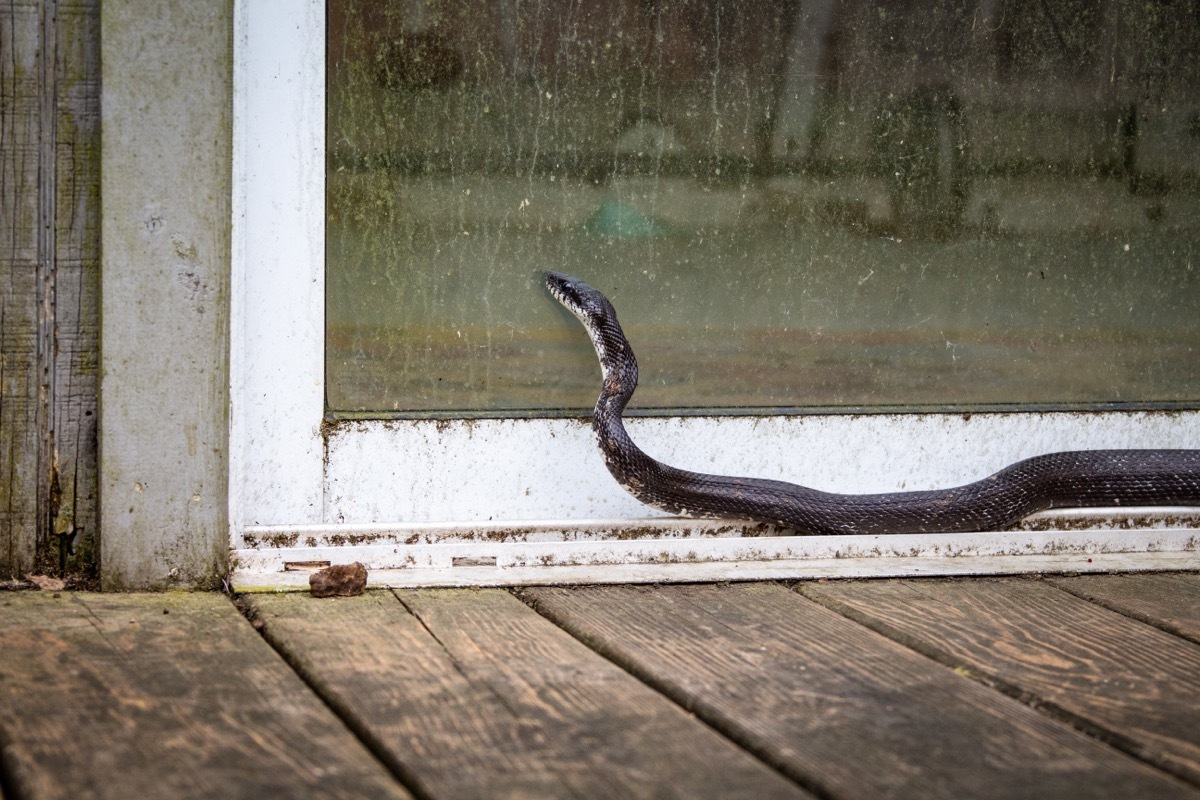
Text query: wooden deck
2 574 1200 799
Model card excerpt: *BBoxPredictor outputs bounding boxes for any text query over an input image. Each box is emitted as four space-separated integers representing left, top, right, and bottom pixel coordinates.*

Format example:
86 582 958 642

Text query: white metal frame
229 0 1199 590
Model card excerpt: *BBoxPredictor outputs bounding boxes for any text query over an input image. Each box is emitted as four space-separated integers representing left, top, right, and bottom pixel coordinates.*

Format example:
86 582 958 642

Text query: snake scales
545 271 1200 535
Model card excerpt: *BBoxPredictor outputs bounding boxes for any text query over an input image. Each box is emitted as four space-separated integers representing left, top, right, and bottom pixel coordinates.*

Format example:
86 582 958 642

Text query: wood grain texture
1 0 45 579
0 592 409 800
98 0 230 589
802 576 1200 787
1045 573 1200 644
245 588 809 800
523 582 1198 800
0 0 100 581
47 0 101 582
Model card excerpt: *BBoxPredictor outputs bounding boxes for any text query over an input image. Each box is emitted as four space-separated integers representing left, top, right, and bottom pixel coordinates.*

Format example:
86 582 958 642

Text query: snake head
545 272 612 327
544 271 635 387
545 271 593 312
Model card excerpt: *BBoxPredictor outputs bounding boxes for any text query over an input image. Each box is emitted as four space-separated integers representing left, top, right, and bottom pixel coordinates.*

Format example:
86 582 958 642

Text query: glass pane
327 0 1200 415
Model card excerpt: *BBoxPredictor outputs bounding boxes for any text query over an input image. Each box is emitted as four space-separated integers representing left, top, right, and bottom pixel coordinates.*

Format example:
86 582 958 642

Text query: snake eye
545 271 590 310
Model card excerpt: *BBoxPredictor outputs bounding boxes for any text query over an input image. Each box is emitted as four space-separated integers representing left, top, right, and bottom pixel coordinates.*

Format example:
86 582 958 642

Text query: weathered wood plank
99 0 229 589
1045 573 1200 644
0 0 43 580
523 582 1198 800
801 577 1200 787
0 592 410 800
0 0 100 582
49 0 101 582
245 588 810 800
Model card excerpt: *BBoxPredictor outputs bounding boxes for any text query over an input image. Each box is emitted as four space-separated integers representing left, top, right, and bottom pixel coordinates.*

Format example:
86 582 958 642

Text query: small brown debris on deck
24 574 67 592
2 574 1199 799
309 561 368 597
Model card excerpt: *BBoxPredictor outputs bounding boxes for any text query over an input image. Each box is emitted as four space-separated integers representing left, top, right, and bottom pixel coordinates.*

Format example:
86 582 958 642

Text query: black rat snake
545 271 1200 535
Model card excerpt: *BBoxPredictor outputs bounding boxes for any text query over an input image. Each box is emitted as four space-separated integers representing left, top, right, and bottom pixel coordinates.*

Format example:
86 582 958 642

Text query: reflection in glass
327 1 1200 415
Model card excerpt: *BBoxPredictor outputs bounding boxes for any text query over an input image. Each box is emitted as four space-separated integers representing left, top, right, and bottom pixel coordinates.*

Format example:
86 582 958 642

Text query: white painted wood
231 0 326 536
237 525 1200 573
229 2 1200 588
235 556 1200 592
324 412 1200 524
240 507 1200 549
232 509 1200 589
232 552 1200 592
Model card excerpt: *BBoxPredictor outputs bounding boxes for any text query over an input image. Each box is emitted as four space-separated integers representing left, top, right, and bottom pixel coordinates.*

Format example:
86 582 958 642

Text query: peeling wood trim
232 548 1200 592
240 507 1200 549
232 512 1200 589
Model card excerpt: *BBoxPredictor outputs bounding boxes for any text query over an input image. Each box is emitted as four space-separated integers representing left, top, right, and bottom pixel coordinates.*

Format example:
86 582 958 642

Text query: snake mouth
544 271 590 315
543 270 572 294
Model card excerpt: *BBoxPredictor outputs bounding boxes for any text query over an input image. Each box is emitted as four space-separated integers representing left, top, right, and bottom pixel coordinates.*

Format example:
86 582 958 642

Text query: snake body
545 271 1200 535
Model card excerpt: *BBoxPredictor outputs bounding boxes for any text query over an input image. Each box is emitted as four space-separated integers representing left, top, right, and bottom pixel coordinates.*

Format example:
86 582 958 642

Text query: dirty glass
326 1 1200 416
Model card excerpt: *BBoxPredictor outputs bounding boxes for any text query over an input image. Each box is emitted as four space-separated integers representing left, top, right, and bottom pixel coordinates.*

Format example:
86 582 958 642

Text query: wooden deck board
1044 573 1200 644
244 588 808 800
4 576 1200 799
0 592 409 800
521 582 1196 799
801 577 1200 786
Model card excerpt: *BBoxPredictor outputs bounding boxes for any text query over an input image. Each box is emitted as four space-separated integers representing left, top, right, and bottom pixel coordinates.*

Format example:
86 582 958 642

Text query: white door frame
229 0 1200 590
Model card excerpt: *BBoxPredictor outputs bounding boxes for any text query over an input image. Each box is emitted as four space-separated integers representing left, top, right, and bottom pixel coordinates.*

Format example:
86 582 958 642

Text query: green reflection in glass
327 0 1200 415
